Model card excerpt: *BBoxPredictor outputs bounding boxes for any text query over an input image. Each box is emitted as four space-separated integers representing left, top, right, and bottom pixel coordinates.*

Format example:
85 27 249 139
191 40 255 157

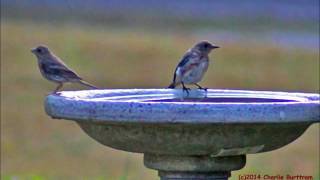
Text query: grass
1 20 319 180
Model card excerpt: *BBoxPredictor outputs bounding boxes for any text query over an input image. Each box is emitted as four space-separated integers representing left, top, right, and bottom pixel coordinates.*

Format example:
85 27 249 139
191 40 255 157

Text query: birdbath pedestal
45 89 320 180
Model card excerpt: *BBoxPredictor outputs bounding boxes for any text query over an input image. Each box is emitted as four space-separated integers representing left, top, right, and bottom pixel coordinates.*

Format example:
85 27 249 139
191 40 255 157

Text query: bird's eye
204 43 209 48
37 48 42 53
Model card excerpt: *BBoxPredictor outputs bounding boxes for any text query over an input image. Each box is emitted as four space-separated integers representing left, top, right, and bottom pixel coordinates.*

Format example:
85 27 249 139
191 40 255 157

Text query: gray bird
168 41 219 92
31 45 97 94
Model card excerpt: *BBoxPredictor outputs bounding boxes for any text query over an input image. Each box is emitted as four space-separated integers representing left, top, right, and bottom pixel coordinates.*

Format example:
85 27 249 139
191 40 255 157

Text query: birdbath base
158 171 230 180
144 154 246 180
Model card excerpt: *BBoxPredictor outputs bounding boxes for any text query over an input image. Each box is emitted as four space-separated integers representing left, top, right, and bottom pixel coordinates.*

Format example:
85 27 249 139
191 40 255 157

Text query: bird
31 45 98 94
168 41 219 93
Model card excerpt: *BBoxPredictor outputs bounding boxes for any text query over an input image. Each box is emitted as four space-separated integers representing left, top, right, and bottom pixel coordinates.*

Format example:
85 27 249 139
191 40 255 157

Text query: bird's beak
211 45 220 49
31 48 37 54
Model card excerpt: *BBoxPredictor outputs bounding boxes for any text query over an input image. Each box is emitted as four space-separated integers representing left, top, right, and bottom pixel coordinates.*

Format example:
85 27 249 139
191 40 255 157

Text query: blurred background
1 0 319 179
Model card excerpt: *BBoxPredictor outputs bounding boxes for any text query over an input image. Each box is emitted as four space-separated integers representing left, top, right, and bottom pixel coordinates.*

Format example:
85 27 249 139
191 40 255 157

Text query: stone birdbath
45 89 320 180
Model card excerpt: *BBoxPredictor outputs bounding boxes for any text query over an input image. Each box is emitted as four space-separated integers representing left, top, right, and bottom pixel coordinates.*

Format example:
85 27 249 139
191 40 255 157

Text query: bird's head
31 45 51 59
193 41 219 54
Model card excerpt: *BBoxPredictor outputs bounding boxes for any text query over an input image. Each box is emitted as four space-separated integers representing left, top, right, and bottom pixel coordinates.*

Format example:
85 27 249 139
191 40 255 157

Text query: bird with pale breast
168 41 219 93
31 45 98 94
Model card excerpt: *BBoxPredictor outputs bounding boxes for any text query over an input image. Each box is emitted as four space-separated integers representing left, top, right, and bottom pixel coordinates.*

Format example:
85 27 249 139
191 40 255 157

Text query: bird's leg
182 82 190 95
52 83 63 94
195 83 208 91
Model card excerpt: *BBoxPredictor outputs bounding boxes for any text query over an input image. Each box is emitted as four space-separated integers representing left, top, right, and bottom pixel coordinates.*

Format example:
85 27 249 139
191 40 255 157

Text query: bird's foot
182 87 191 95
50 91 61 95
198 87 208 91
195 84 208 91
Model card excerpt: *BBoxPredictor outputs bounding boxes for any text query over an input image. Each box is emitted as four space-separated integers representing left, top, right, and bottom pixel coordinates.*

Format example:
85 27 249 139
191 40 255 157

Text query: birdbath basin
45 89 320 180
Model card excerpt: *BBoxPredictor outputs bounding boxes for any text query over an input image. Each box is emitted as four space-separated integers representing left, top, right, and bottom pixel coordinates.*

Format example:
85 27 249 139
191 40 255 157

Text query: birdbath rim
45 89 320 124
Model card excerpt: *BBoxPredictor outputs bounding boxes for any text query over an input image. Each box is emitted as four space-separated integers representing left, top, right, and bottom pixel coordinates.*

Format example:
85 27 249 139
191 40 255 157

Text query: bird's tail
78 80 98 89
168 82 176 89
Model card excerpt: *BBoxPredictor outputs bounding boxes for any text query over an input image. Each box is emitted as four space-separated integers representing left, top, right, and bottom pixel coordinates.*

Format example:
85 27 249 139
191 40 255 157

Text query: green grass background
1 20 319 180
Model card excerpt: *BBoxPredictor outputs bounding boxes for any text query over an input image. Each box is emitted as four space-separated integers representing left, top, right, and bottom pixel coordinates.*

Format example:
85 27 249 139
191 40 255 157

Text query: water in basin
146 97 298 103
58 89 310 103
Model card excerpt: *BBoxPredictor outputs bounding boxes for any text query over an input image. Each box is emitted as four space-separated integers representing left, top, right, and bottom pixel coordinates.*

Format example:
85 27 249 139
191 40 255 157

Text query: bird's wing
172 52 200 83
41 61 82 80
